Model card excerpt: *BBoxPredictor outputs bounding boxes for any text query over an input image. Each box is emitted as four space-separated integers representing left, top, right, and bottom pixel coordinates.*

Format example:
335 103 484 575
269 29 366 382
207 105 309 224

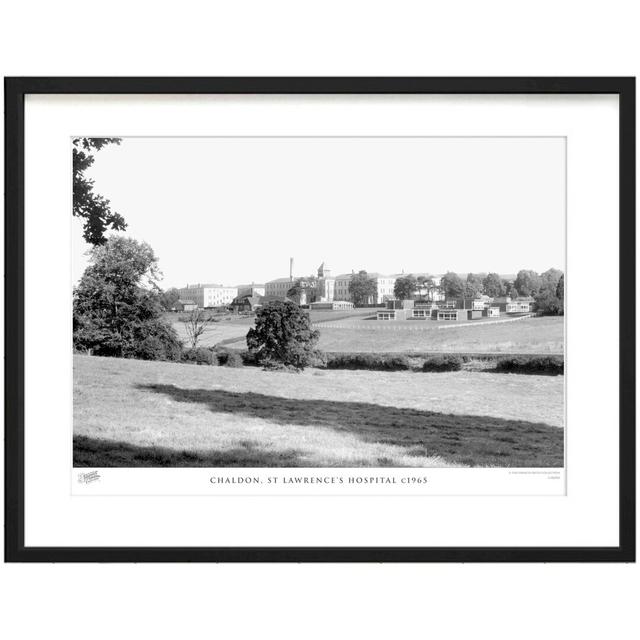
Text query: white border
24 94 618 547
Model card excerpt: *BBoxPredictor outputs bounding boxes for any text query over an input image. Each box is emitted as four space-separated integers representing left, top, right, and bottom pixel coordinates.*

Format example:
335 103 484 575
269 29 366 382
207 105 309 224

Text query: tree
73 237 181 360
394 274 418 300
441 271 465 299
415 275 436 300
482 272 505 297
504 280 519 299
73 138 127 245
540 268 563 290
464 273 484 298
183 308 215 348
349 270 378 306
287 275 318 304
556 274 564 313
159 287 181 311
514 269 542 297
246 301 321 370
535 283 562 315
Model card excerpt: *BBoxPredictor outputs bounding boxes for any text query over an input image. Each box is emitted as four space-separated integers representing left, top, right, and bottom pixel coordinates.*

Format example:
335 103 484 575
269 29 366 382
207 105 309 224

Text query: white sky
72 137 566 287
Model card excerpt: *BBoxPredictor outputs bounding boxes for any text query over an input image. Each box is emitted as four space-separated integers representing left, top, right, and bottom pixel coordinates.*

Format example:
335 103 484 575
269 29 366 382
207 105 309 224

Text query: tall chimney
289 257 294 281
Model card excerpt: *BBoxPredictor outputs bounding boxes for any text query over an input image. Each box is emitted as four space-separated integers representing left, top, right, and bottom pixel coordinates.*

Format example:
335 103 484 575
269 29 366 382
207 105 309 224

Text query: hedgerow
422 355 463 372
495 355 564 375
325 353 411 371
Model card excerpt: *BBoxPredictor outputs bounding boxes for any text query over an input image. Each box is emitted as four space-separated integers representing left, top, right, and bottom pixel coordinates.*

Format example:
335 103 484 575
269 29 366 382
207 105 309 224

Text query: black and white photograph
72 136 566 472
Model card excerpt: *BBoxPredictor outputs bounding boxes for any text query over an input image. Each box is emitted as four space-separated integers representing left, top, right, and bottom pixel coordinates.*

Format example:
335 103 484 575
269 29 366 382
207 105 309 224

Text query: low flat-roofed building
411 308 432 319
310 301 354 311
437 308 466 321
377 308 410 320
387 299 415 310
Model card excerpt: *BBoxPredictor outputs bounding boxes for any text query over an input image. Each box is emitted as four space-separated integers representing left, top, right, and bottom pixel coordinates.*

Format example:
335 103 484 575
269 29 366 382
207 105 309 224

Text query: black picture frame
4 77 635 563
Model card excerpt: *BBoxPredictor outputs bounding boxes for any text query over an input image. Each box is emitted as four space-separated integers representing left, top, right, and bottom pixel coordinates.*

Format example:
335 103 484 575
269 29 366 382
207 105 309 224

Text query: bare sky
72 137 565 287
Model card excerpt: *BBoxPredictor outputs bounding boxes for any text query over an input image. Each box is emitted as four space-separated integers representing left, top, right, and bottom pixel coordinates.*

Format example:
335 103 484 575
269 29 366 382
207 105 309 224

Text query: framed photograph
4 77 635 562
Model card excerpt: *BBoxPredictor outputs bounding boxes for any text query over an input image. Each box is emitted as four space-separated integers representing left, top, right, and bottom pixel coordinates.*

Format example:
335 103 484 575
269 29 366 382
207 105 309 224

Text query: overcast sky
72 137 565 287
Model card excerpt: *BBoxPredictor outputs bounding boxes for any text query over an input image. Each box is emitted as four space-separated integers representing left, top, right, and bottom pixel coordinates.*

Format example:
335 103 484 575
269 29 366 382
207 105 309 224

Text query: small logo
78 470 101 484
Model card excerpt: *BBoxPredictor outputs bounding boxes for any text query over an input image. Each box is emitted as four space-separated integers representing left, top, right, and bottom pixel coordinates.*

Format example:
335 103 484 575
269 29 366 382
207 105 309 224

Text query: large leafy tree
540 268 563 289
159 287 181 311
73 138 127 245
464 272 484 298
348 270 378 306
441 271 465 299
534 269 564 315
73 237 181 360
246 301 321 371
394 275 418 300
503 280 519 299
514 269 542 297
482 272 505 297
535 284 563 315
556 274 564 311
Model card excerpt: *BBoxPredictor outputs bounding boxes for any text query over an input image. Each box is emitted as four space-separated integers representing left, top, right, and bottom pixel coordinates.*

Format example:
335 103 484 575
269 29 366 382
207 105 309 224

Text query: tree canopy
159 287 181 311
349 270 378 306
246 301 321 370
534 283 563 315
394 275 418 300
464 273 484 298
73 138 127 245
441 272 465 299
514 269 542 297
482 272 505 297
556 274 564 306
73 237 181 360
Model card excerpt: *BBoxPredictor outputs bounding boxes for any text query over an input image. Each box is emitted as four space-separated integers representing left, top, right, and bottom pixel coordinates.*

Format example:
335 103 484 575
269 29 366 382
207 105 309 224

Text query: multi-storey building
333 272 397 304
176 283 238 308
236 284 266 298
264 277 295 299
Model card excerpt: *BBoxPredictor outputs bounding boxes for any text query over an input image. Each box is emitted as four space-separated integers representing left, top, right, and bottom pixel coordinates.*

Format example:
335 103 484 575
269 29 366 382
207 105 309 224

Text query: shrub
182 347 217 365
422 355 463 372
325 353 411 371
247 301 321 371
495 355 564 375
239 350 259 367
217 350 244 368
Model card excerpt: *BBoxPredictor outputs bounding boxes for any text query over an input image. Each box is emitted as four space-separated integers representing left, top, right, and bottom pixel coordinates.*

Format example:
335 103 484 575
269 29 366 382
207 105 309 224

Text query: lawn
316 316 564 354
171 312 563 355
171 308 377 348
74 355 564 468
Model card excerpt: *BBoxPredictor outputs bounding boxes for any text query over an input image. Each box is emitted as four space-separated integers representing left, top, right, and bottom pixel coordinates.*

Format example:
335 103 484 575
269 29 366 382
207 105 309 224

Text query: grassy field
171 311 563 354
316 316 564 354
171 308 378 348
74 355 564 468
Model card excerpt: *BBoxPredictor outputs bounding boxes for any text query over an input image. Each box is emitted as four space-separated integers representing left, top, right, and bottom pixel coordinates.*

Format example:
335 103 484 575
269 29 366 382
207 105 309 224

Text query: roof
265 277 295 284
232 294 263 305
334 272 397 280
259 295 295 304
181 283 234 289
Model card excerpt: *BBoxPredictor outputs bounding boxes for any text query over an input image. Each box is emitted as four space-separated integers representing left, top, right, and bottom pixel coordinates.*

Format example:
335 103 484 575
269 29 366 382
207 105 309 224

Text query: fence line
314 314 534 331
